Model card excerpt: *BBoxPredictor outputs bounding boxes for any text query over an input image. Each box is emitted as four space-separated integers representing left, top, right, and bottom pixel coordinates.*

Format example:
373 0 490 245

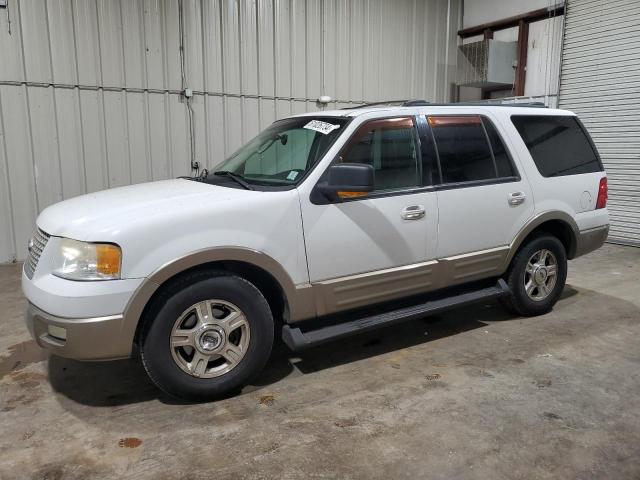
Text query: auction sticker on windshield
304 120 341 135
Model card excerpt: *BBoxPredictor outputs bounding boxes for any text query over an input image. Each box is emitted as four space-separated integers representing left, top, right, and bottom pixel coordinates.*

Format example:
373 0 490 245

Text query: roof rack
344 99 547 109
403 100 430 106
448 101 547 108
345 100 412 109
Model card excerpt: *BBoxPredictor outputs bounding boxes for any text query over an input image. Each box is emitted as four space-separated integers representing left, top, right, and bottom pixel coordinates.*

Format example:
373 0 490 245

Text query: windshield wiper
213 171 254 190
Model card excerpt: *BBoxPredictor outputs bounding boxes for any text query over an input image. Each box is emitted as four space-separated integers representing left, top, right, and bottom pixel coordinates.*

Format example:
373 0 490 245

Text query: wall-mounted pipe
178 0 199 175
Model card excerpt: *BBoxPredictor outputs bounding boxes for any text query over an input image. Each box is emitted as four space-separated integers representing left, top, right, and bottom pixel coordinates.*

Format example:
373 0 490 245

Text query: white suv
23 102 609 400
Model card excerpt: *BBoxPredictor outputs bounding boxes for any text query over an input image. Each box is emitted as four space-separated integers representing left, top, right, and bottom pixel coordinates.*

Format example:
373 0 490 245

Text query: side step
282 279 510 351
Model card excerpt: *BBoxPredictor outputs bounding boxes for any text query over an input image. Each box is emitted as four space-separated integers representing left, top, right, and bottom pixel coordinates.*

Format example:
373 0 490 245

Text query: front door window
339 117 420 192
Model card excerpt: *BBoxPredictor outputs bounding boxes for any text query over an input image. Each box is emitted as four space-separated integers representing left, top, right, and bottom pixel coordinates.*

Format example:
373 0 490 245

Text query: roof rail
344 100 411 109
343 100 547 110
454 101 547 108
402 100 430 106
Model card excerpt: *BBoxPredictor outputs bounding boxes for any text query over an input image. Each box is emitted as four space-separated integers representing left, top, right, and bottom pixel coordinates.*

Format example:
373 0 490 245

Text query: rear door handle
401 205 425 220
508 192 526 206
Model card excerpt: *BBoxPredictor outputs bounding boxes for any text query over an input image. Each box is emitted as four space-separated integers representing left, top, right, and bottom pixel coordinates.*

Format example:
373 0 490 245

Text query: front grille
24 229 50 279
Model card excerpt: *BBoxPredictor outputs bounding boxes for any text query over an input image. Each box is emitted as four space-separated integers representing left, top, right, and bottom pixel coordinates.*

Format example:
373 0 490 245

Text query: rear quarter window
511 115 603 177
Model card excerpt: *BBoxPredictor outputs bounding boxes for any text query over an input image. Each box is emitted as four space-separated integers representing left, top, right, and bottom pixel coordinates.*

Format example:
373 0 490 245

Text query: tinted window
483 118 516 178
511 115 602 177
340 117 419 191
430 116 495 183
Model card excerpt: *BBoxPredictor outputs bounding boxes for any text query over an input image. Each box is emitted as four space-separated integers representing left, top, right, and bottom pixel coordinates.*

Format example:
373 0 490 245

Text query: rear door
426 114 534 276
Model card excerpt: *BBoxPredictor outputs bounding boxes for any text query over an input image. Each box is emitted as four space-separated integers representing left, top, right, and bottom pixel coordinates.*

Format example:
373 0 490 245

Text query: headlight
52 238 122 281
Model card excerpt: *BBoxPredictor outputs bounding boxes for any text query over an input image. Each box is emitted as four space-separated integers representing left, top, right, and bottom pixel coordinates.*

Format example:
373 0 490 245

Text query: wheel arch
505 212 579 271
122 247 315 353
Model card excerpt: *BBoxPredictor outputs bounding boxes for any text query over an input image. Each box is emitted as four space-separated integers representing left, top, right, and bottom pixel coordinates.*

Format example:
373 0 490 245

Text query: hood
37 179 256 241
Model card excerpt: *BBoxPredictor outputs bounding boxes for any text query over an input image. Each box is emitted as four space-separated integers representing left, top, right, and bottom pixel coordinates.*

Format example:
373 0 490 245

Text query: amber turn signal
337 191 369 199
96 244 121 276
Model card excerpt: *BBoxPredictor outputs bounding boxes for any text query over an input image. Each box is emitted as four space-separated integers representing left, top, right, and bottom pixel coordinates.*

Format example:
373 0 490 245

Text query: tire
140 270 274 401
500 234 567 317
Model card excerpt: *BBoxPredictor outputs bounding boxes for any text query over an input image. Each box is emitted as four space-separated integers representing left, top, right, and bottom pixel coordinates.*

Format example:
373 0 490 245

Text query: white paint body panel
24 179 308 318
36 179 308 284
302 192 439 281
436 181 534 257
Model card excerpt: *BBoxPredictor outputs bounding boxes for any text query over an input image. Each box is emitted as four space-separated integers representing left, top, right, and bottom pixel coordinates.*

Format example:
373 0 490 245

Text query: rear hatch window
511 115 603 177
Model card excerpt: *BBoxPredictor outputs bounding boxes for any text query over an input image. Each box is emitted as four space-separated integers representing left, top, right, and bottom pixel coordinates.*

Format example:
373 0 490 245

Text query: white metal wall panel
28 86 63 209
525 16 563 99
73 0 103 87
559 0 640 246
0 85 38 261
0 0 24 83
0 0 460 262
79 89 109 192
20 1 53 84
48 0 78 85
0 89 16 262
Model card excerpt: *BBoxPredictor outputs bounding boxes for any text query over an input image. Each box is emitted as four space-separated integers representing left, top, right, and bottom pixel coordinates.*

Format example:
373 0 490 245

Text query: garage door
558 0 640 246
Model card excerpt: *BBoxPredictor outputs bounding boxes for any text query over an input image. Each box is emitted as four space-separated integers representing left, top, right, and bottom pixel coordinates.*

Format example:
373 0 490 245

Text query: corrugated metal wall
0 0 461 262
559 0 640 246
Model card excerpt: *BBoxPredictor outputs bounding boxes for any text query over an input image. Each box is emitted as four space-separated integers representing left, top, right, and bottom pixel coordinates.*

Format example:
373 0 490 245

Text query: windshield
208 116 348 187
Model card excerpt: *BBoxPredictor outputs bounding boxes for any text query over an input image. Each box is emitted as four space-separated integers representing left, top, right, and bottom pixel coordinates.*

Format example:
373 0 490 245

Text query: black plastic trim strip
431 176 521 191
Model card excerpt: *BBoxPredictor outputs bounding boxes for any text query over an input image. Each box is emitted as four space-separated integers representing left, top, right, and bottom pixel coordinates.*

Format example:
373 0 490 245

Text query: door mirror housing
316 163 374 202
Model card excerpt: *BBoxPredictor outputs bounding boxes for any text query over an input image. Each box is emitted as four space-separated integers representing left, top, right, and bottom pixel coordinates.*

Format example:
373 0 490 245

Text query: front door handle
401 205 426 220
508 192 527 206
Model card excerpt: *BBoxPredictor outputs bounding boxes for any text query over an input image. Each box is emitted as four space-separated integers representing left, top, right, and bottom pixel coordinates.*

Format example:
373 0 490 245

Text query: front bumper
26 302 132 360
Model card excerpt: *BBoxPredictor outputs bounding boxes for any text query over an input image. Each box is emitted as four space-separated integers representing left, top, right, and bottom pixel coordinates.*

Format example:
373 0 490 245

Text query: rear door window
428 115 516 184
511 115 603 177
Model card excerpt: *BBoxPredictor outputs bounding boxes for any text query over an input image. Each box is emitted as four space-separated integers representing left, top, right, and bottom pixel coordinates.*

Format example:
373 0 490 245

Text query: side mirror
316 163 374 202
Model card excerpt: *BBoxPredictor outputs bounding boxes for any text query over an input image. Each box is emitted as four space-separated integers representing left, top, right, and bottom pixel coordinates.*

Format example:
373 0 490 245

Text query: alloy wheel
524 249 558 301
170 299 250 378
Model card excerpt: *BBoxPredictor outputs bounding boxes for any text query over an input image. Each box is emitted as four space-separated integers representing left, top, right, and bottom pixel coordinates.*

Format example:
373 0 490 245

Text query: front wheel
140 271 274 401
500 235 568 316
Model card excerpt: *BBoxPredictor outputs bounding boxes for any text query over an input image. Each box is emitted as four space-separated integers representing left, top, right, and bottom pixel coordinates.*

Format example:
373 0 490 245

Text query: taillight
596 177 608 209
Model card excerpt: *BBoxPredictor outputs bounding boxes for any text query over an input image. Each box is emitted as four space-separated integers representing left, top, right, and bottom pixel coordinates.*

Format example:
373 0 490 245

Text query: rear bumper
26 302 132 360
574 225 609 258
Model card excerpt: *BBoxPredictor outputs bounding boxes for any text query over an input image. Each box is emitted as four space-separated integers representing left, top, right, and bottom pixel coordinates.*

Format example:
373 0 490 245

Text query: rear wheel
140 271 274 401
500 235 567 316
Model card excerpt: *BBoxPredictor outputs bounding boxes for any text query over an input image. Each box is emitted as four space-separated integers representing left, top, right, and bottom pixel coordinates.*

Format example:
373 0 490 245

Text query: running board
282 279 510 351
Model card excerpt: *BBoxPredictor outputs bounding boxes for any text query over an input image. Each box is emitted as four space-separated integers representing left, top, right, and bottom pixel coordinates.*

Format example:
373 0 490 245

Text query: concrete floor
0 244 639 480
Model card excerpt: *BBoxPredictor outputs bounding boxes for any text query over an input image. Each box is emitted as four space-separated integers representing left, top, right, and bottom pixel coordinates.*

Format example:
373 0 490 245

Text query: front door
300 116 439 315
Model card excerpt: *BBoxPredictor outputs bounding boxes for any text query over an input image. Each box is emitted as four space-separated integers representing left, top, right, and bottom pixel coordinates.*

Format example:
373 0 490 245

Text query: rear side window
429 116 516 184
511 115 603 177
